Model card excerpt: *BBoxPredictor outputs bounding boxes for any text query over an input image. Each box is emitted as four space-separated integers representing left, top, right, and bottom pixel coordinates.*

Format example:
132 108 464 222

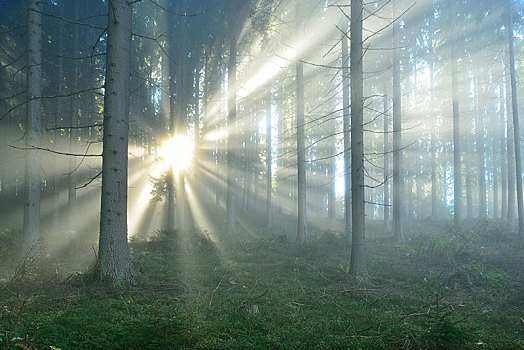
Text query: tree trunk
465 122 473 219
265 88 272 228
493 131 499 218
451 0 462 227
506 72 516 223
296 4 308 243
475 77 487 218
342 20 351 245
349 0 367 277
500 81 508 220
392 0 404 242
383 92 390 229
95 0 135 285
507 0 523 235
23 0 42 254
226 35 237 234
166 5 177 232
429 34 438 220
52 2 64 234
67 0 80 232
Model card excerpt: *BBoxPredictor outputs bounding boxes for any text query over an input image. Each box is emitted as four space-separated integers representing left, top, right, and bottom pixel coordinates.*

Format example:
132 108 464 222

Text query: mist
0 0 523 348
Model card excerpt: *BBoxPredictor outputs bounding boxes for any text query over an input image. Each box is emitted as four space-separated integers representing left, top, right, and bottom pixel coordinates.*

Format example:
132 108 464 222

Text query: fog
0 0 523 348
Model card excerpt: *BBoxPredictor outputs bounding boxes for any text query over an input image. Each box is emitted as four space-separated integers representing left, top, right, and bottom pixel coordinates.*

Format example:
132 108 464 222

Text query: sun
158 134 194 174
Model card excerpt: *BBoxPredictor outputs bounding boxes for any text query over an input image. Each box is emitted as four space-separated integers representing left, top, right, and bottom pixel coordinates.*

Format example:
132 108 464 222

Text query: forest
0 0 523 348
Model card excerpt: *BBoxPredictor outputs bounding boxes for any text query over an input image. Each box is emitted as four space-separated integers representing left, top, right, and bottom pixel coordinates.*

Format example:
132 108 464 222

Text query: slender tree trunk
349 0 367 276
96 0 135 285
475 77 487 218
465 122 473 219
175 24 187 233
194 58 201 184
416 141 422 218
342 20 351 244
23 0 42 253
296 5 308 242
67 0 80 232
500 81 508 220
328 134 336 221
493 131 499 218
392 0 404 242
166 5 177 232
383 92 390 229
451 0 462 226
506 72 516 223
52 3 64 234
429 38 438 220
296 60 307 242
265 88 272 228
226 35 237 234
507 0 523 235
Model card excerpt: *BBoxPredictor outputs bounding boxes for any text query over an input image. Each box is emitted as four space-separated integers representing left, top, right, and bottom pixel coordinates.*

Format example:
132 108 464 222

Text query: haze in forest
0 0 523 348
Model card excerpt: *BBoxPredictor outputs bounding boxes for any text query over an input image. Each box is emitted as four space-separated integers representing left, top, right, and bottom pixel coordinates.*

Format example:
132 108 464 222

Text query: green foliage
0 221 522 349
148 172 172 202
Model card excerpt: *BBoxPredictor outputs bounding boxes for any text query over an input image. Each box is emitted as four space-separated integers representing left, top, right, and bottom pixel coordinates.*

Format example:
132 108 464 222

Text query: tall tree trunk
166 5 177 232
52 2 64 234
392 0 404 242
95 0 135 285
194 57 201 184
349 0 367 276
175 25 188 233
500 81 508 220
296 4 308 242
23 0 42 253
383 92 390 229
493 131 499 218
507 0 523 235
328 125 336 221
265 88 272 228
475 77 487 218
429 31 438 220
506 72 516 223
451 0 462 226
226 35 237 234
465 121 473 219
67 0 80 232
342 19 351 244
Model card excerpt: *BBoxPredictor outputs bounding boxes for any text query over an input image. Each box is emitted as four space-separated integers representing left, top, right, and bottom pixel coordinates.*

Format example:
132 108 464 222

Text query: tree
23 0 42 254
296 3 308 243
451 0 462 227
342 19 351 244
392 0 404 243
226 25 238 234
349 0 367 277
507 0 523 236
95 0 135 285
265 87 272 228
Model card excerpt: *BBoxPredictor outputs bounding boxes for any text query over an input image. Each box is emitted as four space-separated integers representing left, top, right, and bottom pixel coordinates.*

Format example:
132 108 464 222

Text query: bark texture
392 0 404 243
296 4 308 242
23 0 42 253
349 0 367 277
342 20 351 243
507 0 523 235
451 0 462 226
95 0 135 285
226 35 237 234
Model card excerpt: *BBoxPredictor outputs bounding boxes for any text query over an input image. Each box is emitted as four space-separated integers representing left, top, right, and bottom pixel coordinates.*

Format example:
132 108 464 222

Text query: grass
0 216 523 349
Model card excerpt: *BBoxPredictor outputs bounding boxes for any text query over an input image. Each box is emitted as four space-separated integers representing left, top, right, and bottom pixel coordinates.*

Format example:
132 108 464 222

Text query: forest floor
0 214 523 349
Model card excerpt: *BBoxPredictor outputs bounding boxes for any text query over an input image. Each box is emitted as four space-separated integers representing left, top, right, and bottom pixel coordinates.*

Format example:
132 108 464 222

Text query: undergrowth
0 219 523 349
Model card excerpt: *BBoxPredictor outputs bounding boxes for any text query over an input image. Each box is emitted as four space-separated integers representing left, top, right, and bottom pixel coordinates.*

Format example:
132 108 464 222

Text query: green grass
0 217 523 349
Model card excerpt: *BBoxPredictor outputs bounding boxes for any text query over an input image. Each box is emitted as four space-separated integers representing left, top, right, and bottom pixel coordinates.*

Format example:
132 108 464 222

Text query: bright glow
159 135 194 174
